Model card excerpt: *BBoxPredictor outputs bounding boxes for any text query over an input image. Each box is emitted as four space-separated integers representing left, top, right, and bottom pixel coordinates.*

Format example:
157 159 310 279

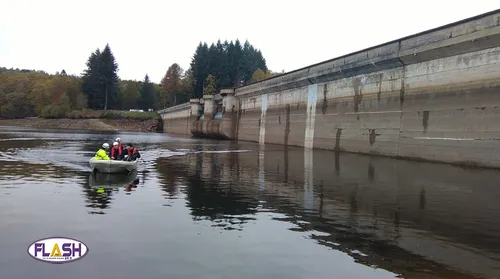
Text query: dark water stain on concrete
400 69 406 110
423 111 429 133
230 108 239 139
368 162 375 182
235 100 242 139
284 104 291 146
353 78 363 113
334 151 340 175
284 146 289 183
322 84 328 114
377 73 383 102
369 129 380 145
335 128 342 151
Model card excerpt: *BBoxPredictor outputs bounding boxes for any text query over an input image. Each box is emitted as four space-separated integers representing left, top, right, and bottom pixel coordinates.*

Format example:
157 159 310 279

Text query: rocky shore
0 117 163 133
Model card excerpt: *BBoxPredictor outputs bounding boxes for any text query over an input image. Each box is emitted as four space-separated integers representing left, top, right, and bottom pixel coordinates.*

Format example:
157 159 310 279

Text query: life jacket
95 148 109 159
127 147 137 156
111 146 122 158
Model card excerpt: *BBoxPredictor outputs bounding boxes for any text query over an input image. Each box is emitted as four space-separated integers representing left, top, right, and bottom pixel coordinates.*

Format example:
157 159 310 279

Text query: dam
158 9 500 169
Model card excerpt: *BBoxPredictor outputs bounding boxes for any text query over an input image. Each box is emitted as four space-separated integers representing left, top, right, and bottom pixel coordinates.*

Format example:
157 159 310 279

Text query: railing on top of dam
157 101 191 115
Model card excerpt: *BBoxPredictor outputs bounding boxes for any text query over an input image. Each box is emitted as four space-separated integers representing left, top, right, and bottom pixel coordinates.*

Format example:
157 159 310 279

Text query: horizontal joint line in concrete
411 137 500 141
345 111 402 115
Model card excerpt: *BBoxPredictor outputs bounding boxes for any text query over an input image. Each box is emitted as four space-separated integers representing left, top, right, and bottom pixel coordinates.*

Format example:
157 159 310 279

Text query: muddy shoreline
0 118 162 133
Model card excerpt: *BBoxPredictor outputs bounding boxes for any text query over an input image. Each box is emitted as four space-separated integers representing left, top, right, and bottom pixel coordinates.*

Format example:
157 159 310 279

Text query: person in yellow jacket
94 143 110 160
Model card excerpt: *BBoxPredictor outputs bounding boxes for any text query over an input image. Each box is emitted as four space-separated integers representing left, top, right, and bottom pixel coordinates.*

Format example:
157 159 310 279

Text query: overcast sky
0 0 499 83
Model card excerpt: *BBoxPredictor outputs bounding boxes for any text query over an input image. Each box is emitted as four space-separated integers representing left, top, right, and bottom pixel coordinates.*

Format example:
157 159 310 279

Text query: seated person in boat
115 137 124 152
110 141 124 160
94 143 110 160
124 143 141 161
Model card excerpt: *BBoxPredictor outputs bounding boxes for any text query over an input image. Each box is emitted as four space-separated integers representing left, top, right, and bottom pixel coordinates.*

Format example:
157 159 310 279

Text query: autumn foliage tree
1 39 273 118
203 74 217 95
0 68 86 119
161 63 184 108
251 68 273 82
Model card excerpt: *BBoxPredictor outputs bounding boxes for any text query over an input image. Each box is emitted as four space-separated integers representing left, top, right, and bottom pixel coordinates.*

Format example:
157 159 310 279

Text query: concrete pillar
189 98 203 137
220 88 238 113
203 94 214 120
189 98 200 119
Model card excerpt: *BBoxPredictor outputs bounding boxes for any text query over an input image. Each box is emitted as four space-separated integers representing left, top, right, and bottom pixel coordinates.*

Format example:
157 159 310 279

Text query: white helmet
113 141 118 146
102 143 110 149
115 138 121 142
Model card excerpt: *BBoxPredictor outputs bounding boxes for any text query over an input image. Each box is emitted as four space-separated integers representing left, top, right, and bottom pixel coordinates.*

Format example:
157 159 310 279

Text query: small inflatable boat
89 158 138 173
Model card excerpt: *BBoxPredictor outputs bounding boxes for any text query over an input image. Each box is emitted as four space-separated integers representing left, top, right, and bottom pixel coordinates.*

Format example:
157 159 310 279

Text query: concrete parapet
189 98 201 118
158 102 192 136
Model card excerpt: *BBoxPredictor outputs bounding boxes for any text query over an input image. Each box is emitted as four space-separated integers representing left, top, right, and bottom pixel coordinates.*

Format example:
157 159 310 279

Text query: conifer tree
81 49 102 109
140 74 155 110
100 44 119 110
190 39 268 97
81 44 119 110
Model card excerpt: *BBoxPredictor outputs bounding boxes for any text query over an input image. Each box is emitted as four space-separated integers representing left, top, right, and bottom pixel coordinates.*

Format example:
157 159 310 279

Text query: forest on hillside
0 40 280 119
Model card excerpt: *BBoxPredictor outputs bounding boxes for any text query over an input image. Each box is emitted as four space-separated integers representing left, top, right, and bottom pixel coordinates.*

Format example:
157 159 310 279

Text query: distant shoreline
0 118 162 133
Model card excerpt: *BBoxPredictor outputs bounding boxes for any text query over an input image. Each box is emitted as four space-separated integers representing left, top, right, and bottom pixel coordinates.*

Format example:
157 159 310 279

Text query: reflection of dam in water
157 147 500 279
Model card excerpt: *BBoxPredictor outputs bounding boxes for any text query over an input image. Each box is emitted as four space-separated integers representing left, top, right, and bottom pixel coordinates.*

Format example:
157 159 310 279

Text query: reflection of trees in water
258 193 473 279
184 176 258 231
156 153 259 231
153 149 483 278
156 157 188 199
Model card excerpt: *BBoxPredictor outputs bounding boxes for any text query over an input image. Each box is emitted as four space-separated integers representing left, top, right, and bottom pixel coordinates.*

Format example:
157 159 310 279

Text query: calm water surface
0 126 500 279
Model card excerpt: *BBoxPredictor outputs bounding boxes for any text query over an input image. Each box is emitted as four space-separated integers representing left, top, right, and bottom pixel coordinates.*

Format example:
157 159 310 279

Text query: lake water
0 126 499 279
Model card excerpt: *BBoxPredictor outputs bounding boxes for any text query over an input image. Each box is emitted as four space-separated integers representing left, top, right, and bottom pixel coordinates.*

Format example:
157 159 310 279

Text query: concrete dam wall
158 9 500 168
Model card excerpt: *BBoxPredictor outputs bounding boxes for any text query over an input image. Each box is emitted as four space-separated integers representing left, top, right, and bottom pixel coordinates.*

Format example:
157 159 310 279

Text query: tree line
0 40 279 119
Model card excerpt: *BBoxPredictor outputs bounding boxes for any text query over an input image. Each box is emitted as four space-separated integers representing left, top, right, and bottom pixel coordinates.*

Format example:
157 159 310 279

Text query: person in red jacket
115 138 124 152
110 141 123 160
124 143 141 161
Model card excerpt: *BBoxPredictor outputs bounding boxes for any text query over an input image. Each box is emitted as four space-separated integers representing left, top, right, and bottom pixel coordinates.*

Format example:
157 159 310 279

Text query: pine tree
80 44 119 110
100 44 119 110
140 74 155 110
189 39 268 95
190 42 209 98
81 49 102 109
